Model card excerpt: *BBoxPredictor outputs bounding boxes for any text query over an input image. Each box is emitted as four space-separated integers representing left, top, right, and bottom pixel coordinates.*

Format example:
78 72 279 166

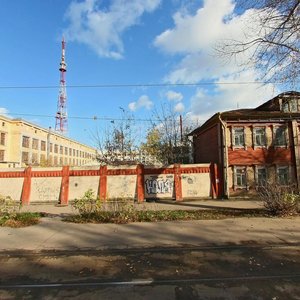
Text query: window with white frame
277 166 289 185
274 126 286 146
256 167 267 186
254 128 266 147
233 128 245 147
234 167 247 188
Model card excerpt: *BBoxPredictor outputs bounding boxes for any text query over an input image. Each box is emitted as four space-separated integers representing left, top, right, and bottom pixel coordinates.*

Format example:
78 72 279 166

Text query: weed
0 194 20 217
72 189 102 216
0 212 42 228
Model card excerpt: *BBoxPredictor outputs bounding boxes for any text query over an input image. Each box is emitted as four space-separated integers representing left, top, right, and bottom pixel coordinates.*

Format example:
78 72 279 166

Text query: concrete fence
0 163 220 205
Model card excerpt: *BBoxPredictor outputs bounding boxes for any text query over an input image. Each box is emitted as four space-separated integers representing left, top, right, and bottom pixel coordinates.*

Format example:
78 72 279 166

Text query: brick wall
193 124 220 164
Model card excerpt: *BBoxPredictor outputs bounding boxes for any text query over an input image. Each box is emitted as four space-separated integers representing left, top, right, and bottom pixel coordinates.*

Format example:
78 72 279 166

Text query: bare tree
141 103 193 165
216 0 300 86
94 109 139 165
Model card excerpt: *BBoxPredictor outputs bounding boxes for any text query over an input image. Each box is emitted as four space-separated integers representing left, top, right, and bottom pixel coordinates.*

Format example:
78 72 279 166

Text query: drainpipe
291 120 300 188
218 113 229 198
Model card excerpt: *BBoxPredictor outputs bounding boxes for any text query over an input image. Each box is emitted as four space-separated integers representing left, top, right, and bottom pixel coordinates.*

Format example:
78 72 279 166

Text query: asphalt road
0 243 299 299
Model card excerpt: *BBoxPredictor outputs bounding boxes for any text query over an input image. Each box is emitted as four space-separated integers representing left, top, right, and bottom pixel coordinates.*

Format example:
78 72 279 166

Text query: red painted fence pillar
174 164 183 201
99 165 107 200
21 167 32 205
60 166 70 205
210 163 220 199
136 164 145 203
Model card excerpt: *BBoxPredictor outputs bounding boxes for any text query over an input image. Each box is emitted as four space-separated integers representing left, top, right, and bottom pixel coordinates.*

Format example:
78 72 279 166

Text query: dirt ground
0 243 299 299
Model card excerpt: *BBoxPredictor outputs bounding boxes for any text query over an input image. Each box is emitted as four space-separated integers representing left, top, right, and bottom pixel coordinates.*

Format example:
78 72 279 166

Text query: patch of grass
64 208 269 224
0 212 42 228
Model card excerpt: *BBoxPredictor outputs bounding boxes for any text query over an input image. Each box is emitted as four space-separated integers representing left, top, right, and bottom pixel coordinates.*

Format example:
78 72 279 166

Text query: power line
0 81 286 90
10 112 155 122
9 112 206 123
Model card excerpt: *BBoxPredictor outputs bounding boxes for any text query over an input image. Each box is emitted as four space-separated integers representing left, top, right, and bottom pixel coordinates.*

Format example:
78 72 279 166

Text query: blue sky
0 0 286 147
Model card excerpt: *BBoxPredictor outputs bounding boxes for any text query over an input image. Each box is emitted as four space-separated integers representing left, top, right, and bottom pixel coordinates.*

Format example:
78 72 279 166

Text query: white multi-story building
0 115 97 168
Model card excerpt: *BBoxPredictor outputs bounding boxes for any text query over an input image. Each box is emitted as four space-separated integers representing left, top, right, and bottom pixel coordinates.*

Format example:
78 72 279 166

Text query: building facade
0 115 97 168
189 91 300 197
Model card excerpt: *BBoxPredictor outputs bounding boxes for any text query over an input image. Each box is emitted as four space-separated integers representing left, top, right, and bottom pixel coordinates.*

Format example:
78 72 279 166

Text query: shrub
0 195 20 218
72 189 102 216
72 190 138 222
258 183 300 216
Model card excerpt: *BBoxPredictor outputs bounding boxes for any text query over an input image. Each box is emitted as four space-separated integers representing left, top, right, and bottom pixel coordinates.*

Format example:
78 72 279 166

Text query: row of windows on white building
21 136 94 159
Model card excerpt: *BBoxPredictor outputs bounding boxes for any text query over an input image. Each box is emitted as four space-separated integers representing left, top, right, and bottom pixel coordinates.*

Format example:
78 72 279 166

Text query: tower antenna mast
55 37 68 134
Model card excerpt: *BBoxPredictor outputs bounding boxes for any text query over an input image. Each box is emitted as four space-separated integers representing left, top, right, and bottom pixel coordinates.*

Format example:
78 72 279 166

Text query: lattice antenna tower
55 37 68 134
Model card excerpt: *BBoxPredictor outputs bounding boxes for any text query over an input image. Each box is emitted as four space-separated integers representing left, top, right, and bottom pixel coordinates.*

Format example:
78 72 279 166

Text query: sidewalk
1 199 299 252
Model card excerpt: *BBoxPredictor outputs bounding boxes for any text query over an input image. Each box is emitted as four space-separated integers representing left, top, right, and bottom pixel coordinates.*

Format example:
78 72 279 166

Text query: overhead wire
8 112 206 124
0 81 287 89
8 112 164 123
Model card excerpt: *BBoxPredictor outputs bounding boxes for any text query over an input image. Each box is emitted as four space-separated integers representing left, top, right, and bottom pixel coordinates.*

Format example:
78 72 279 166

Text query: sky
0 0 287 147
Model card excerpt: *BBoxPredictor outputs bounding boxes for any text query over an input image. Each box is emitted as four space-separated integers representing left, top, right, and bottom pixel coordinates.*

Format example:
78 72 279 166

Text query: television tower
55 37 68 134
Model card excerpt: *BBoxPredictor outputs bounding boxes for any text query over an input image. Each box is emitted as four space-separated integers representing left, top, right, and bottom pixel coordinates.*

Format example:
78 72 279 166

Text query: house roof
189 91 300 136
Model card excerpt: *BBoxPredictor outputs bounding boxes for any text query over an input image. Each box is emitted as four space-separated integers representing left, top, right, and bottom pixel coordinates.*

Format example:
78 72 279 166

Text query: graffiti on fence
145 178 173 195
32 179 60 201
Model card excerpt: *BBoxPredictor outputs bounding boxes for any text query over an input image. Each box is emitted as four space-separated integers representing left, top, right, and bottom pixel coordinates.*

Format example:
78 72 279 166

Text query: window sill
274 145 288 149
254 145 267 148
232 146 247 150
233 186 249 191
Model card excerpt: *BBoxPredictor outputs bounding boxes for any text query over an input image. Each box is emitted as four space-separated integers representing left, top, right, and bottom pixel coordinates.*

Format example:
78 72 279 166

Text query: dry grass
0 212 42 228
65 208 269 224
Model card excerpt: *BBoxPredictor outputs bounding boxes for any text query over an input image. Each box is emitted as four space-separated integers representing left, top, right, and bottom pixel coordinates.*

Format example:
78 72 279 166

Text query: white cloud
174 102 185 113
189 71 278 124
154 0 236 54
166 90 183 102
154 0 280 121
128 95 154 111
0 108 9 116
154 0 261 84
65 0 161 59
